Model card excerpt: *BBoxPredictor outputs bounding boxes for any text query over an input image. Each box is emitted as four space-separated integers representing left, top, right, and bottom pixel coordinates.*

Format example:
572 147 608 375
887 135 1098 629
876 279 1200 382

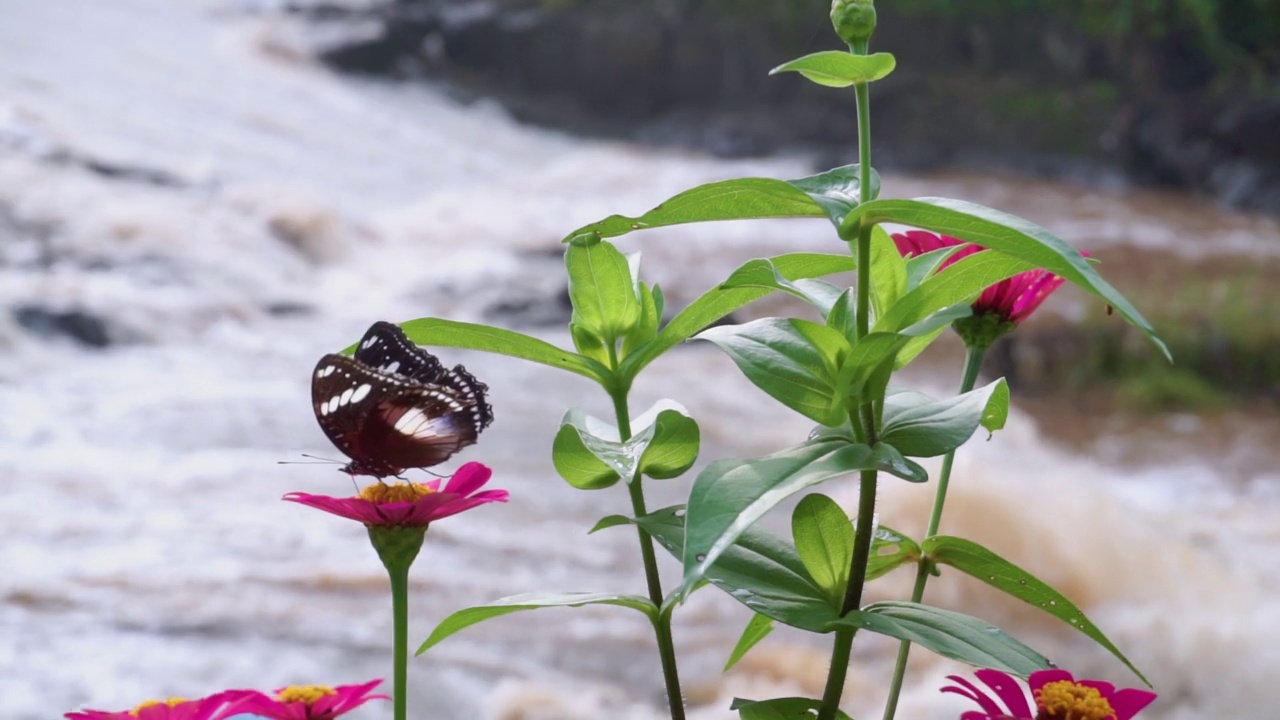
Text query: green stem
881 346 986 720
610 383 686 720
389 564 410 720
817 37 877 720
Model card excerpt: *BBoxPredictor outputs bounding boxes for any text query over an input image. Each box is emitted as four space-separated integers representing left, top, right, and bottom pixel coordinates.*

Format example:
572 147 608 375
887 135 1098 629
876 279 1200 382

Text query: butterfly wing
361 385 487 471
312 351 492 477
352 321 447 384
312 353 417 477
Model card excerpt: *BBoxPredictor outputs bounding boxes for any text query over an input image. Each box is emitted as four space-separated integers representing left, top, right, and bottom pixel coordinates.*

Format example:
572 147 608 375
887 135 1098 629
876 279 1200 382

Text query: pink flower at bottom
227 680 388 720
284 461 508 527
892 230 1077 325
942 668 1156 720
65 692 246 720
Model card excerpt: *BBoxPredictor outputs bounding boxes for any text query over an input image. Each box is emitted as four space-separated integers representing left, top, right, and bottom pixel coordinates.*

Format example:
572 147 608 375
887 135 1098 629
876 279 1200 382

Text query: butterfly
312 321 493 478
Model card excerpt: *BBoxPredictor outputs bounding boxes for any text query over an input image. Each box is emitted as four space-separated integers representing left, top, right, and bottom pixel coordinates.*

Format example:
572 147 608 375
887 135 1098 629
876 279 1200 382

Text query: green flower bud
952 313 1015 352
831 0 876 46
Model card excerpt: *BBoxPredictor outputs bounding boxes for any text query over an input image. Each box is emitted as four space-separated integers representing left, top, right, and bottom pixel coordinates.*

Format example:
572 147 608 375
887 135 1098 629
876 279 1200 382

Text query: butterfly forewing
352 321 447 384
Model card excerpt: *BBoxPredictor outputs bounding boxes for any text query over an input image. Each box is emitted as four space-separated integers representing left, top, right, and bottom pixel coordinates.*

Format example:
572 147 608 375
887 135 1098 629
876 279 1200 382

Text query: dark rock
12 305 113 348
264 301 316 317
295 0 1280 216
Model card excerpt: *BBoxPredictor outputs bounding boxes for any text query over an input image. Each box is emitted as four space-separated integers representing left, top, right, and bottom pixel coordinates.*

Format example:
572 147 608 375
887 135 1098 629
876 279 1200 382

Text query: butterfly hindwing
352 321 447 384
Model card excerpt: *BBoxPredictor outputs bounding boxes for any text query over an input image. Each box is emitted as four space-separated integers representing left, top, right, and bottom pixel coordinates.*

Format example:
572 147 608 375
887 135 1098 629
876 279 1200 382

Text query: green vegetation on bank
543 0 1278 87
993 252 1279 411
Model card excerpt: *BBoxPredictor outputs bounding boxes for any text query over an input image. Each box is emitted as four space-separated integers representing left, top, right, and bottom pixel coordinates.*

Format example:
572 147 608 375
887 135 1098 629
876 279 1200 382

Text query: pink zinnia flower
284 461 507 527
65 692 246 720
892 230 1076 325
942 668 1156 720
228 680 388 720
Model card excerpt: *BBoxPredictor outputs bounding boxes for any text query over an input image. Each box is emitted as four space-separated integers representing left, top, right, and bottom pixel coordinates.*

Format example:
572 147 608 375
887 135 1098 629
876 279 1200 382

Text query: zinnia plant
943 668 1157 720
285 463 505 720
880 228 1084 716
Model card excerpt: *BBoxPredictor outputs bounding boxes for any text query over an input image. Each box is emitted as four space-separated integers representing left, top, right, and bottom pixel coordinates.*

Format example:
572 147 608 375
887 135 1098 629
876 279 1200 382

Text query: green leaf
395 318 607 382
832 601 1051 677
770 50 897 87
588 515 633 534
552 400 700 489
553 419 619 490
569 322 611 367
786 164 882 227
719 259 848 316
924 535 1150 686
905 246 965 289
732 697 855 720
681 438 889 598
825 288 859 341
417 593 657 654
621 280 661 359
869 225 908 323
848 197 1166 357
638 404 701 479
867 525 921 581
791 494 854 609
637 506 838 632
562 166 878 245
724 613 775 671
880 379 1010 457
619 253 856 381
565 240 640 343
835 332 909 404
871 442 929 482
697 318 851 425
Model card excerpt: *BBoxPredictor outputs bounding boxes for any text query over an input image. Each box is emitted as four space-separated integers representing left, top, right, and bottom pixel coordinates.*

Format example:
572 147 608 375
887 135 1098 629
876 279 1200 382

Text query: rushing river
2 2 1278 719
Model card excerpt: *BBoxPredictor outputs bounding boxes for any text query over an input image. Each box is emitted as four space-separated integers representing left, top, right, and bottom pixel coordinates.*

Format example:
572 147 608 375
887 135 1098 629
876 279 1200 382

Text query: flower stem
880 346 985 720
368 525 423 720
817 45 876 719
610 383 686 720
388 563 411 720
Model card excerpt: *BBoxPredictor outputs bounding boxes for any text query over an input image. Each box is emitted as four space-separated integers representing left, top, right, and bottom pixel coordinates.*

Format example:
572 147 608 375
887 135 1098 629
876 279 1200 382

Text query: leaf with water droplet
731 696 854 720
923 535 1150 686
833 601 1050 676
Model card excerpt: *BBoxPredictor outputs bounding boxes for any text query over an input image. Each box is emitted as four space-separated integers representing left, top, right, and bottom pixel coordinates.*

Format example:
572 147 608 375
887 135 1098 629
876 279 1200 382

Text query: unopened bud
831 0 876 46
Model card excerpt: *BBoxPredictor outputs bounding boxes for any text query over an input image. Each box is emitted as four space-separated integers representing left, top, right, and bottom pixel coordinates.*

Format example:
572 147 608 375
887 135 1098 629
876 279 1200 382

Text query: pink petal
1027 668 1074 695
283 493 384 524
443 462 493 496
941 675 1006 717
1108 688 1158 719
975 668 1033 718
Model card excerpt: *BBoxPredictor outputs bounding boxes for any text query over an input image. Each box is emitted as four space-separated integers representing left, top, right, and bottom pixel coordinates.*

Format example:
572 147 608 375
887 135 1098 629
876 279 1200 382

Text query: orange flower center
359 481 434 504
1035 680 1116 720
276 685 338 704
131 698 187 714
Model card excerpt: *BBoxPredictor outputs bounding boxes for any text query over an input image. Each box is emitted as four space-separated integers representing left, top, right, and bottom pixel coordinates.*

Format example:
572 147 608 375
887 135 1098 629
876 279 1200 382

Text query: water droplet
695 553 707 563
988 575 997 581
1069 618 1079 625
673 508 686 518
1048 600 1056 606
1019 579 1028 585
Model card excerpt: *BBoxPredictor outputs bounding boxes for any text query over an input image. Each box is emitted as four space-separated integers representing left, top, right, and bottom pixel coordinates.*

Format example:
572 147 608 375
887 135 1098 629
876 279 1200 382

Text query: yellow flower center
131 699 186 714
359 481 434 504
1035 680 1116 720
276 685 338 704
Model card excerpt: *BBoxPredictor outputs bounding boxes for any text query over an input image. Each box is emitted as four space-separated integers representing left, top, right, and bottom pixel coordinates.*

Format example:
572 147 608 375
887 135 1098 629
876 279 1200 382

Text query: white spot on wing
394 408 425 433
350 384 372 403
384 361 400 373
339 388 355 406
363 337 379 349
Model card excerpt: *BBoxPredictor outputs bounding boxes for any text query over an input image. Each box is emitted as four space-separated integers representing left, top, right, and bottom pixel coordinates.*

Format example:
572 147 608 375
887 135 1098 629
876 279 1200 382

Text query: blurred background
1 1 1277 718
